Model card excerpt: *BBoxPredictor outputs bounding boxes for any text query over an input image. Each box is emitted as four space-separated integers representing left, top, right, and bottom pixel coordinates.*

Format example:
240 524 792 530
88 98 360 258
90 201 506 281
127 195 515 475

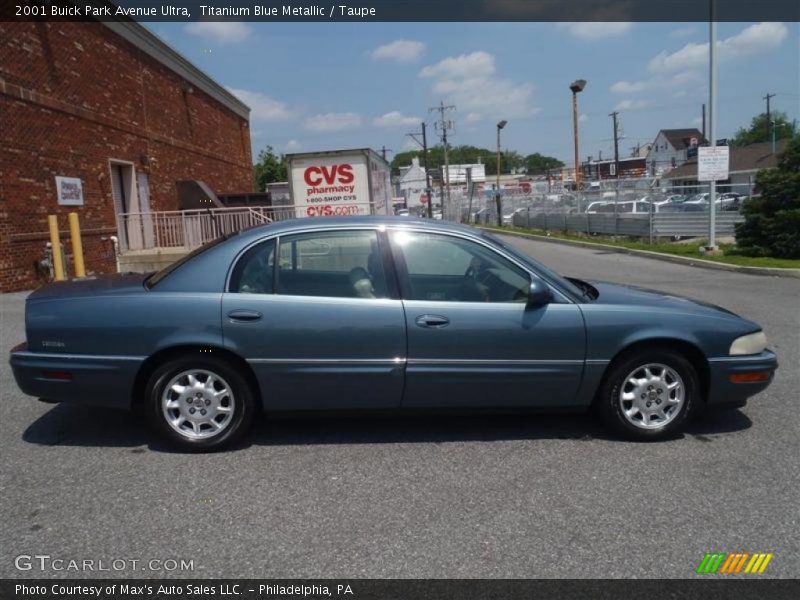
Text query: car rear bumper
9 342 143 409
706 350 778 408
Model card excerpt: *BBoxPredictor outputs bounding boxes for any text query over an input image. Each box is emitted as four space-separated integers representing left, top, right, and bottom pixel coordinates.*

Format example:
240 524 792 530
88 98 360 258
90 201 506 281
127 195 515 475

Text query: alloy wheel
618 363 685 430
161 369 236 440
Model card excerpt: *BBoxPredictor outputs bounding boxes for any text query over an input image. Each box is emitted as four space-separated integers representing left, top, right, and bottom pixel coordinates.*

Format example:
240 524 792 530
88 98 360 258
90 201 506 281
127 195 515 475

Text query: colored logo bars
696 552 774 574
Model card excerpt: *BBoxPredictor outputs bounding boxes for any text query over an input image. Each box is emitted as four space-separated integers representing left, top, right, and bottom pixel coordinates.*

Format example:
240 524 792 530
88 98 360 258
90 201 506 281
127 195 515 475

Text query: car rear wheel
596 349 699 440
145 356 255 451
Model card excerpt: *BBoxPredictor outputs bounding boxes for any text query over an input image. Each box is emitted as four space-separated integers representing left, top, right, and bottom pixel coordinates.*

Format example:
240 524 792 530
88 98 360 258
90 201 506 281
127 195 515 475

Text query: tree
253 146 287 191
729 111 794 147
524 153 564 175
735 136 800 258
391 145 562 176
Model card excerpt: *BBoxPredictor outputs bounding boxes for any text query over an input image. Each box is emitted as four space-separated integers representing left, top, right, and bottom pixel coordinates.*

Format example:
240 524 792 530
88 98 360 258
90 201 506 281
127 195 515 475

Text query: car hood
588 280 746 320
27 273 151 301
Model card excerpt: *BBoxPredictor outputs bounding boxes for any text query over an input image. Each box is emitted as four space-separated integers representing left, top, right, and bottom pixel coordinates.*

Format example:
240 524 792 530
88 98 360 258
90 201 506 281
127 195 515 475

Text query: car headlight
729 331 768 356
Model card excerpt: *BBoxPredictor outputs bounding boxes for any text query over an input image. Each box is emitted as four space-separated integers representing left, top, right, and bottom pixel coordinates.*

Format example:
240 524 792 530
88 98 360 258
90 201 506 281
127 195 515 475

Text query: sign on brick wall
55 176 84 206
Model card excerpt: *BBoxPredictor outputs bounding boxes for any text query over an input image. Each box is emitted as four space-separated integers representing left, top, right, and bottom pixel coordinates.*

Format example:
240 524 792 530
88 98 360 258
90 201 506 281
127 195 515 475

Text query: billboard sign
290 154 371 218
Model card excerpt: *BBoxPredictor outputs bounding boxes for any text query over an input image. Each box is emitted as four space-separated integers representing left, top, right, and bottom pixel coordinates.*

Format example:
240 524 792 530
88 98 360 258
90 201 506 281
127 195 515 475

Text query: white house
646 128 706 177
398 157 428 207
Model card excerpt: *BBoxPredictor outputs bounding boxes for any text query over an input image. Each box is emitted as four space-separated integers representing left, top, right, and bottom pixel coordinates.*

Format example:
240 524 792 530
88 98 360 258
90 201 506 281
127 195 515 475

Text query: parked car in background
653 194 687 208
685 192 743 212
685 193 710 204
587 200 651 214
502 207 528 225
10 217 777 450
656 202 706 213
472 206 498 224
586 201 610 214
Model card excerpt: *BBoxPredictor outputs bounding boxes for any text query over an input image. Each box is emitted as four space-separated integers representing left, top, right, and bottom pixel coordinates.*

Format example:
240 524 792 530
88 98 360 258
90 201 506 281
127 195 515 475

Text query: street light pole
707 5 718 251
570 79 587 197
496 120 507 227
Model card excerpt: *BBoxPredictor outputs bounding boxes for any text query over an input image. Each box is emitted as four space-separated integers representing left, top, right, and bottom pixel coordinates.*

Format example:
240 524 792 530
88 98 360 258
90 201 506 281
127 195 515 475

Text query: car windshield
481 231 586 300
145 234 234 288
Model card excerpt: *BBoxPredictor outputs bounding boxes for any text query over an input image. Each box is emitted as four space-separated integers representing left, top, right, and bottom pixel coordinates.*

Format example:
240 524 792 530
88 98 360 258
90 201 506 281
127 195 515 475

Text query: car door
221 228 406 411
389 228 586 409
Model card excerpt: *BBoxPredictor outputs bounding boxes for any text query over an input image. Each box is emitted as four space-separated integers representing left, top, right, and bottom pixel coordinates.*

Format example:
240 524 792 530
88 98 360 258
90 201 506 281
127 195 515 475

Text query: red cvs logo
304 164 354 186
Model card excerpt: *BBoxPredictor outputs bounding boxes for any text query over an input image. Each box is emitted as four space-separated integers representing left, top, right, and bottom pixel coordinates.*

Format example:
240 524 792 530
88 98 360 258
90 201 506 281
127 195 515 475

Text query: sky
150 21 799 165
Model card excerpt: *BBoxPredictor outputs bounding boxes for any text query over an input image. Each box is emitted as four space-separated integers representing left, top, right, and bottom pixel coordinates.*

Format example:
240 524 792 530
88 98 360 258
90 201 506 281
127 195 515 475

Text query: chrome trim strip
708 354 776 363
586 359 610 365
409 358 583 365
11 351 145 362
247 358 406 365
246 357 586 366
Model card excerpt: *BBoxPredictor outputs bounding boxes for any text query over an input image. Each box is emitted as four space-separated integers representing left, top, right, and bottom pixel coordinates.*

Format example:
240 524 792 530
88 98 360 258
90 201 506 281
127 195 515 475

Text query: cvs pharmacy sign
303 164 354 187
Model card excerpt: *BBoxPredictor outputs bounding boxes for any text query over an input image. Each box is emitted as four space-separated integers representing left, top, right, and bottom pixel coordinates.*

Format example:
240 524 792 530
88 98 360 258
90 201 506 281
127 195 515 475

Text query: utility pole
610 110 621 230
421 123 432 218
763 93 775 138
466 167 474 224
406 123 434 218
610 111 620 179
702 103 706 140
429 101 455 217
380 145 392 162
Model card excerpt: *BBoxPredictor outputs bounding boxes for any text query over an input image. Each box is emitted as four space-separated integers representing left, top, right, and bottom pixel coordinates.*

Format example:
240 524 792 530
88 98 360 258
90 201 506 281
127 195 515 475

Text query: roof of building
102 21 250 120
663 139 790 179
658 128 706 150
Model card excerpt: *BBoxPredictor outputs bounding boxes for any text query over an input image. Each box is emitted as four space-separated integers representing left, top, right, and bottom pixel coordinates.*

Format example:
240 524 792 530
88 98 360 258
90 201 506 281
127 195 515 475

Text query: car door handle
415 314 450 328
227 309 262 322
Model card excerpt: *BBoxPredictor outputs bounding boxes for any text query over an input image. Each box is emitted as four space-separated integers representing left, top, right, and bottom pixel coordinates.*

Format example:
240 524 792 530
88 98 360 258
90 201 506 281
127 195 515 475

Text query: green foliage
735 136 800 258
524 153 565 175
253 146 287 191
729 111 794 147
391 145 562 177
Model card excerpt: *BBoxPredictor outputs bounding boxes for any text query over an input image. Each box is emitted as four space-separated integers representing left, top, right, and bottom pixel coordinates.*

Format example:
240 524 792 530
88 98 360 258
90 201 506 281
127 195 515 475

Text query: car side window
392 231 530 303
276 230 388 299
229 239 276 294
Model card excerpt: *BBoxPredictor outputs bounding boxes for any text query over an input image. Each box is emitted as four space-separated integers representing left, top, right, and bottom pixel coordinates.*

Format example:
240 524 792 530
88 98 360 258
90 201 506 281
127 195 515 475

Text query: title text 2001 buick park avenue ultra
10 217 777 450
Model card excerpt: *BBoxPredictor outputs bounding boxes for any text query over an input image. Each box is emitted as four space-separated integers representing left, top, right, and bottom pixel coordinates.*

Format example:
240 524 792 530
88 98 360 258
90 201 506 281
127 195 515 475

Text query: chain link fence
438 178 751 242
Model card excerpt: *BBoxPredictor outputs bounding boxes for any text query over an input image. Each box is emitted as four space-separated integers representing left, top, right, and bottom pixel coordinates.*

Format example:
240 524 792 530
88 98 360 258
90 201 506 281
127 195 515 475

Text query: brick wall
0 21 253 292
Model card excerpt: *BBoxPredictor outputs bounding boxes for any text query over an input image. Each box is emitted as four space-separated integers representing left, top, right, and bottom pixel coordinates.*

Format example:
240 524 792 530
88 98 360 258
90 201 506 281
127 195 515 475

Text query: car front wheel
596 349 699 440
145 356 256 451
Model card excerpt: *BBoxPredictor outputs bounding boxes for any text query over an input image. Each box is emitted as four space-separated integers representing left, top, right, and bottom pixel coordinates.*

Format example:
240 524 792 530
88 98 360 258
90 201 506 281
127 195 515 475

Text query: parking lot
1 234 798 579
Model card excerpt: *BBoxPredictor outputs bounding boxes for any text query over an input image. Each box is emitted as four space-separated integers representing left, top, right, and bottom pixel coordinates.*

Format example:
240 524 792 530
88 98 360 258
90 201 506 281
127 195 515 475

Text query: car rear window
146 234 234 289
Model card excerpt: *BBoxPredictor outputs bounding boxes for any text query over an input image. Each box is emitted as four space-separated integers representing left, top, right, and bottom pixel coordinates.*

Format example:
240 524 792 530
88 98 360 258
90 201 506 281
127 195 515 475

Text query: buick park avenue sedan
11 217 777 450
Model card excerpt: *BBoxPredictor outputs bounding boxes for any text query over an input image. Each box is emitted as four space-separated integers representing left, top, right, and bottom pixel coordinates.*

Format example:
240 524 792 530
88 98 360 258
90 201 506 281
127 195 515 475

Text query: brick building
0 20 253 292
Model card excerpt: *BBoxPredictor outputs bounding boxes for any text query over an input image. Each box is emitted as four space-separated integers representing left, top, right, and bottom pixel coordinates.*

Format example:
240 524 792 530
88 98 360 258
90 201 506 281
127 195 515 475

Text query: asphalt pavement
1 235 798 579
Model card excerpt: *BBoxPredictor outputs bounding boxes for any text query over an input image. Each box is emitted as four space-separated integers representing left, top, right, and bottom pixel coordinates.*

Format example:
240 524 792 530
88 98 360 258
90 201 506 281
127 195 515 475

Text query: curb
478 227 800 279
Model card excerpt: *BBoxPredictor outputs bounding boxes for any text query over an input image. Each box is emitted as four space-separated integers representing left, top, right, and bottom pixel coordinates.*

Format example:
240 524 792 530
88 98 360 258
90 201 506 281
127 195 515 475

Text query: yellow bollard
47 215 66 281
68 212 86 278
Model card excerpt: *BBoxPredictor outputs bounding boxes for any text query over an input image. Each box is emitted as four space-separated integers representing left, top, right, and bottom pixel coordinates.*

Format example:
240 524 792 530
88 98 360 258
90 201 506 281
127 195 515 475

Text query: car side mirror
527 279 553 308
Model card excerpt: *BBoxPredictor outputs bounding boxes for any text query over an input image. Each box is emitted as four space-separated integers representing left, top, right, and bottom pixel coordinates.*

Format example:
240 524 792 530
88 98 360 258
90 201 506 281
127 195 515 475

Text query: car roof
236 215 481 244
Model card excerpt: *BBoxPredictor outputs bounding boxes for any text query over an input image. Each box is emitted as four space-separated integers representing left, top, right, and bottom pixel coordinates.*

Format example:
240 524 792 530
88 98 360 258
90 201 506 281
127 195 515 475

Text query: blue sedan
10 217 777 449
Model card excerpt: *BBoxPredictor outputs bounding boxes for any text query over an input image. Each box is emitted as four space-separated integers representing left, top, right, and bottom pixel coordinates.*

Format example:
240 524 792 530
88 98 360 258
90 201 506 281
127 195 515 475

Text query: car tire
596 349 699 440
145 356 256 451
